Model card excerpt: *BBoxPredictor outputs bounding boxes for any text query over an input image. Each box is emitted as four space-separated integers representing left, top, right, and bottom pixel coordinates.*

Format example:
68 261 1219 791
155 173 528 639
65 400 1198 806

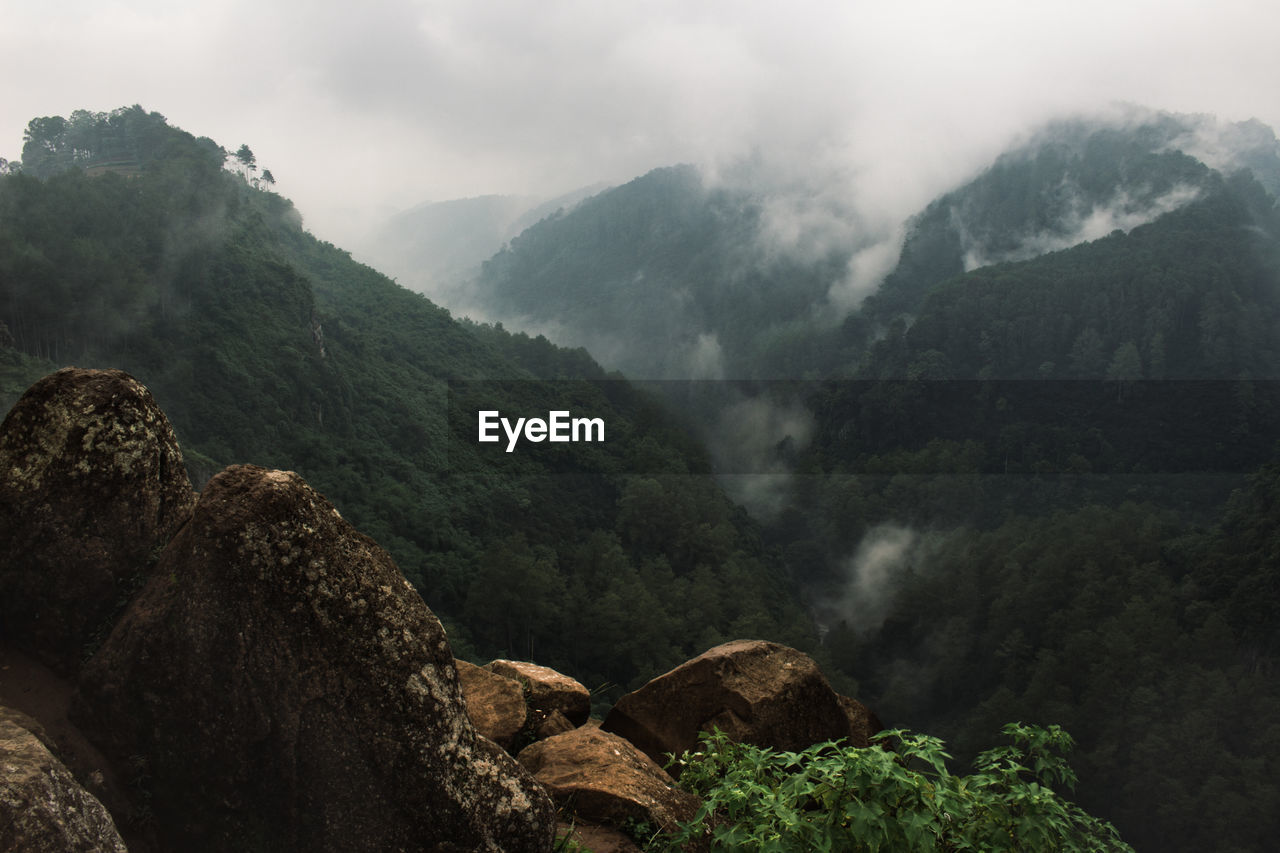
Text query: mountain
356 184 605 309
781 116 1280 852
6 103 1280 851
454 111 1280 386
0 106 819 698
439 107 1280 850
464 164 854 380
863 111 1280 324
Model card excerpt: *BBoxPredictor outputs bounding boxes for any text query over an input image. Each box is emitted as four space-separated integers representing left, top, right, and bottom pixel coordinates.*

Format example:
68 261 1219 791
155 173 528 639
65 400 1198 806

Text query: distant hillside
357 184 605 308
863 111 1280 323
466 164 853 380
0 106 819 696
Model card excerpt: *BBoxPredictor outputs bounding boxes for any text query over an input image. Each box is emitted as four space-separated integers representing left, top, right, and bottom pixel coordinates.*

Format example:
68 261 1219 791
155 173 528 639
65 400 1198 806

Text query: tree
1106 341 1143 400
233 144 258 185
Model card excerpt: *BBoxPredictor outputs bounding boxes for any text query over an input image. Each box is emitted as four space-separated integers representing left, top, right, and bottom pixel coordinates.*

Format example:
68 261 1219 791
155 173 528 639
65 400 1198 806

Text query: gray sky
4 0 1278 248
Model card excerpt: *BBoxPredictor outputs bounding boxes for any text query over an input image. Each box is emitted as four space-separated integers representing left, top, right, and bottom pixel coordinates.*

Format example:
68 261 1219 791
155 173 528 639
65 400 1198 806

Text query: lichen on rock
0 705 129 853
74 463 555 852
0 367 195 676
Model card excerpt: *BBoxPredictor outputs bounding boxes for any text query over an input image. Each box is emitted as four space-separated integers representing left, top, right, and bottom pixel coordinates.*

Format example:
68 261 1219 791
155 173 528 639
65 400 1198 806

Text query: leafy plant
656 724 1132 852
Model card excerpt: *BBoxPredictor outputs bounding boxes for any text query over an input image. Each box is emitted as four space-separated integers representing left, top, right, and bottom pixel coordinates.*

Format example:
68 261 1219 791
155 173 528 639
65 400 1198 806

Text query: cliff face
2 369 556 852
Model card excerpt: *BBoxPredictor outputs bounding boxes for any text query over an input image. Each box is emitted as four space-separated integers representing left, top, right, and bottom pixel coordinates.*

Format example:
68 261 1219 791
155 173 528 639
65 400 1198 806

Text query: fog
4 1 1279 253
815 524 934 635
960 182 1207 271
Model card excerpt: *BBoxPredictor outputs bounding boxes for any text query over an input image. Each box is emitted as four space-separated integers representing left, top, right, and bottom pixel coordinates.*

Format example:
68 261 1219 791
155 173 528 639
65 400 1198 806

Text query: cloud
3 0 1279 249
961 182 1206 271
818 524 925 635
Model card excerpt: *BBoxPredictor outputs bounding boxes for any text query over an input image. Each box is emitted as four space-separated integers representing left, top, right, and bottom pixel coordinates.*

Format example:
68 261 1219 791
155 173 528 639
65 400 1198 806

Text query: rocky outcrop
0 705 128 853
457 658 528 749
0 368 195 675
518 726 699 834
601 639 859 771
74 464 555 852
488 659 592 728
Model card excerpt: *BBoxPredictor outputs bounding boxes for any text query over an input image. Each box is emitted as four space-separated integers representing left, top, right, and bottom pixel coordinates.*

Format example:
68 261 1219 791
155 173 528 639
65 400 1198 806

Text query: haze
4 0 1277 250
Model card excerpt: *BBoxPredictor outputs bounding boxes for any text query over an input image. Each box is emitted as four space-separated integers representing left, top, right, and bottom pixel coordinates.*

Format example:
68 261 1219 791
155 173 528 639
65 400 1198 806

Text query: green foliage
658 726 1132 852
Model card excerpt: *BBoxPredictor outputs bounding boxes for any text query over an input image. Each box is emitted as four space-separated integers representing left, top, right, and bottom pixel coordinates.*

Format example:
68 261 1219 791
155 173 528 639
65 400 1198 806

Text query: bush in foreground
656 723 1132 852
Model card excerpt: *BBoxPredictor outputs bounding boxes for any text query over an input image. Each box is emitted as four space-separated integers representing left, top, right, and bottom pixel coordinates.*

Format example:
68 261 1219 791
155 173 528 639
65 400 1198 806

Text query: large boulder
518 726 699 834
456 659 528 749
0 368 195 675
74 464 555 852
0 705 128 853
487 659 591 727
601 639 861 770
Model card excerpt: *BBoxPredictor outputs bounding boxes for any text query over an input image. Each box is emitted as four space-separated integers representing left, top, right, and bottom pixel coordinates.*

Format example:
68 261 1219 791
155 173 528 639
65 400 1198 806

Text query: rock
558 823 643 853
0 652 133 831
601 639 856 770
74 464 555 852
456 659 528 749
0 705 128 853
518 726 698 834
838 694 884 748
487 659 591 727
536 709 577 740
0 368 195 675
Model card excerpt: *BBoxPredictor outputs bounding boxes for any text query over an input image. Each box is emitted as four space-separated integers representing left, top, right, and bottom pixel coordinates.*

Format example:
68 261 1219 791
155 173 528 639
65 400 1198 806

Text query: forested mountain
6 104 1280 850
430 109 1280 850
466 164 852 379
356 184 603 306
776 116 1280 851
457 112 1280 388
863 112 1280 324
0 106 818 701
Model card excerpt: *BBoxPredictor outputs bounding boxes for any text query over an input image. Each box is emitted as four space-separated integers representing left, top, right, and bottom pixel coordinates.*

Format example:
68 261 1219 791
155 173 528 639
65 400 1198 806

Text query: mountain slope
863 112 1280 323
0 106 819 695
467 164 852 379
778 116 1280 852
357 184 606 307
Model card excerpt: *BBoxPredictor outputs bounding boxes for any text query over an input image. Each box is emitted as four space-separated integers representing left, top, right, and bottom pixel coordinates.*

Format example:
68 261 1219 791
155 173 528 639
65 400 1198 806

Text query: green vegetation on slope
768 122 1280 851
472 164 852 379
0 106 818 698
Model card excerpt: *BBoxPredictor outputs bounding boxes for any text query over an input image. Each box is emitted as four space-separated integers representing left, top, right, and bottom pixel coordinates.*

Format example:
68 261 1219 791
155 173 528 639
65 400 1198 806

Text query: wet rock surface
0 368 195 675
74 463 555 852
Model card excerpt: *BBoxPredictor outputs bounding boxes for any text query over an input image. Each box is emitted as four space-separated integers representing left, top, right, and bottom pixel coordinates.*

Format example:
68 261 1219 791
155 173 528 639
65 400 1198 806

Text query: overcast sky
4 0 1278 248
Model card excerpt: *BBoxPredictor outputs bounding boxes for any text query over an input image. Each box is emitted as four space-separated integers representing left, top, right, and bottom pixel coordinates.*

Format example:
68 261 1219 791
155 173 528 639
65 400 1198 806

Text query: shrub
657 723 1133 852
